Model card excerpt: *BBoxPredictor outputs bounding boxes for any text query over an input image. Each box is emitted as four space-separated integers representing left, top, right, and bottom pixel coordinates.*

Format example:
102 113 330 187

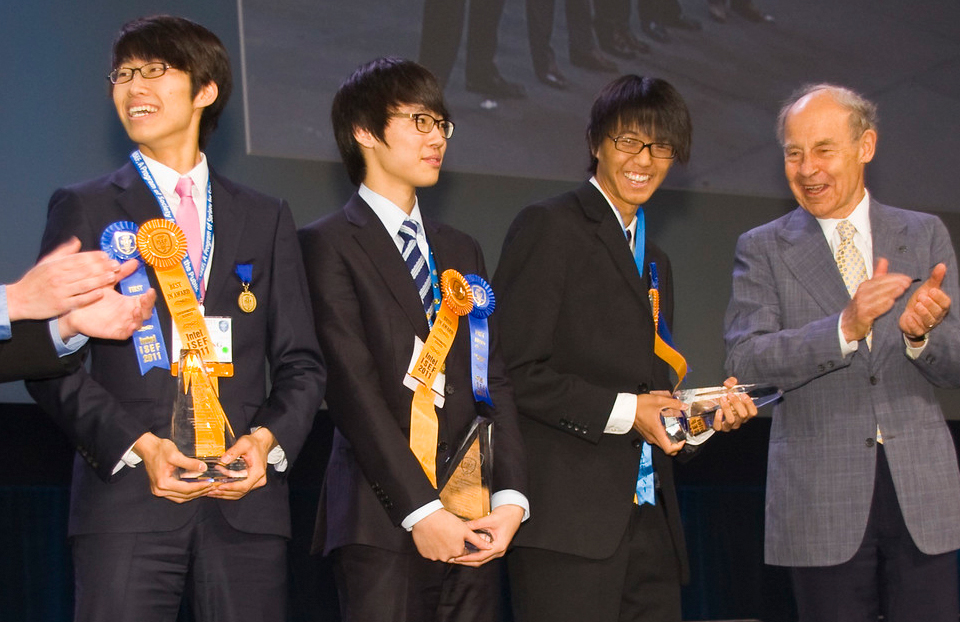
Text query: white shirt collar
359 183 426 240
815 189 872 246
589 176 638 247
138 150 209 203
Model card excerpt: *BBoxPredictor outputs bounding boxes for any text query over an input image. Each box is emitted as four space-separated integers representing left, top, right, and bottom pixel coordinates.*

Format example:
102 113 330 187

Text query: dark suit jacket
26 161 325 538
725 199 960 566
299 192 527 554
493 181 689 579
0 319 81 382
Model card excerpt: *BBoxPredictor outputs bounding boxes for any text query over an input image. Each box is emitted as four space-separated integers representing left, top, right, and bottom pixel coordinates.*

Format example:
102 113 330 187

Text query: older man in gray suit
724 83 960 622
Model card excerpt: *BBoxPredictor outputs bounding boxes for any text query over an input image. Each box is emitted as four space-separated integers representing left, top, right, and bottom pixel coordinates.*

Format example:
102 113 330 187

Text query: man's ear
193 81 219 110
354 126 377 149
858 128 877 164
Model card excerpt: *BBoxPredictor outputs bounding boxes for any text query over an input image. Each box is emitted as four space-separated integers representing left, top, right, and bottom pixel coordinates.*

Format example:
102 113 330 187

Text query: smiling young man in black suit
26 15 325 621
299 57 528 622
494 75 755 622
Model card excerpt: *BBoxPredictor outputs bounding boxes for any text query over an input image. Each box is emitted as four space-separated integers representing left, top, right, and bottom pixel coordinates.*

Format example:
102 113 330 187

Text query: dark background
1 0 958 620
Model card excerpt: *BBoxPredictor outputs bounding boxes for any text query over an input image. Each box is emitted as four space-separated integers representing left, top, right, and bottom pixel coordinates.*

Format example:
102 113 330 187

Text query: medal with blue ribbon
464 274 495 406
101 221 170 374
235 263 256 313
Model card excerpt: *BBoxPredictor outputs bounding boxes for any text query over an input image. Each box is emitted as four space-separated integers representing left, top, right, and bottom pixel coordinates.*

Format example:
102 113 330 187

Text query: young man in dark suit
26 15 325 621
494 75 755 622
299 57 528 622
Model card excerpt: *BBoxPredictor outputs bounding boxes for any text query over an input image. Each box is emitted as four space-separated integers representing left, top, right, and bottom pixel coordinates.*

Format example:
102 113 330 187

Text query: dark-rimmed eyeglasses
608 135 676 159
108 62 173 85
392 113 455 139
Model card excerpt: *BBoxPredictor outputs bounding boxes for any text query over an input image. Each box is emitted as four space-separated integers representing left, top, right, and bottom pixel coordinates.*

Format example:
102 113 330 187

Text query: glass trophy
661 383 782 446
171 350 247 482
438 417 495 551
439 417 493 521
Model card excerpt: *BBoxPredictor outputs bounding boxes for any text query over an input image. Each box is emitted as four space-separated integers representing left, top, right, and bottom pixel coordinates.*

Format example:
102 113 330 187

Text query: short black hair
112 15 232 149
586 75 692 173
331 57 449 186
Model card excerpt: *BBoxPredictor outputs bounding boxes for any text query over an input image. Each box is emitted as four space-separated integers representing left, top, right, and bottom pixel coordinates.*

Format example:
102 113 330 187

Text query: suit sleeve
723 227 853 391
493 204 618 443
26 188 151 481
903 216 960 387
299 224 439 524
0 320 80 382
248 201 326 465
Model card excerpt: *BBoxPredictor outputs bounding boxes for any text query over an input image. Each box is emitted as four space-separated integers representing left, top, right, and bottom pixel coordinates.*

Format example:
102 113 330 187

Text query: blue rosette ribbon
464 274 495 406
101 221 169 374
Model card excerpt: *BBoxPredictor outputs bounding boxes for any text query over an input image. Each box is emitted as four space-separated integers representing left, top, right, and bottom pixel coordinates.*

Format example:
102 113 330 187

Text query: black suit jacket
26 162 325 538
0 319 81 382
299 192 527 554
493 182 689 579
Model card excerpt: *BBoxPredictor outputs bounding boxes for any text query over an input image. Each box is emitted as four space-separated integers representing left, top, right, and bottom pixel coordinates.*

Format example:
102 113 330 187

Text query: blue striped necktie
397 219 432 318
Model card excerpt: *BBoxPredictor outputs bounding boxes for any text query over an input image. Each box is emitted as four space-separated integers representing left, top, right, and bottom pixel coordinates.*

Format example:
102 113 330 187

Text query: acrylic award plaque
661 383 782 446
171 350 247 482
438 417 493 521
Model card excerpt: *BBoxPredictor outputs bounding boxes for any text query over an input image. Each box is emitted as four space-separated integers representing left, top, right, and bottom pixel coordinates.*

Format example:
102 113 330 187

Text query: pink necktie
174 176 205 299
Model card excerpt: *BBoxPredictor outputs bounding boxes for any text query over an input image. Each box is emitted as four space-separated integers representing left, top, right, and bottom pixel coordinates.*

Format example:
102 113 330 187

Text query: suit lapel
576 183 653 316
113 162 166 225
869 200 915 356
778 207 850 315
345 194 431 337
204 171 246 307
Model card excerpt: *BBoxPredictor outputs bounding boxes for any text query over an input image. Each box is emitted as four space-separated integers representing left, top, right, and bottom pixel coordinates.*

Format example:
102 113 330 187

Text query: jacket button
638 383 649 393
632 439 643 449
817 364 825 372
870 376 878 385
437 441 448 452
445 384 455 395
865 438 875 448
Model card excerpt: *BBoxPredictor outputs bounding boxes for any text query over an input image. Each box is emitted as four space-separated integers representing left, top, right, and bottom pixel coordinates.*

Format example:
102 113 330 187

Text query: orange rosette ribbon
137 219 214 360
408 269 474 487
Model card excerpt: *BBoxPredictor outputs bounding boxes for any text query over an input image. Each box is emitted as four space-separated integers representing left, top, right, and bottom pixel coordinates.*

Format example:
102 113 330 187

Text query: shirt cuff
250 426 287 472
837 315 858 357
0 285 10 340
49 318 88 357
904 333 929 359
605 392 637 434
492 490 531 522
113 443 143 475
402 499 444 531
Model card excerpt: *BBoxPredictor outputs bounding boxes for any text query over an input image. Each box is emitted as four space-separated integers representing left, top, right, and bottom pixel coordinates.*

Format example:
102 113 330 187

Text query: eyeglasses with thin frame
608 135 676 159
108 62 174 85
391 112 455 139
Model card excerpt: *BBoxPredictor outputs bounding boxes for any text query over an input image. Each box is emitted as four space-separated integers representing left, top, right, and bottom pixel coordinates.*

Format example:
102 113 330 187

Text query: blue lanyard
425 245 441 328
130 151 214 301
630 207 646 279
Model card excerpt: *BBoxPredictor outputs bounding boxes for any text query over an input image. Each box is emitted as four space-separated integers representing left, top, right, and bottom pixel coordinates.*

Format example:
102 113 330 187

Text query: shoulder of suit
209 169 284 207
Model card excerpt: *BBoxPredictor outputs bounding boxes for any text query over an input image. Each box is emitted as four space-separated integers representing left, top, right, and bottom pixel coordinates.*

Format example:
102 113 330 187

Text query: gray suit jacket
724 198 960 566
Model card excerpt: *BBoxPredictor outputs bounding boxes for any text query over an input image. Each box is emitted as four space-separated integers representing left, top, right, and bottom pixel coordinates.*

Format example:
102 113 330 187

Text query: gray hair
776 83 878 144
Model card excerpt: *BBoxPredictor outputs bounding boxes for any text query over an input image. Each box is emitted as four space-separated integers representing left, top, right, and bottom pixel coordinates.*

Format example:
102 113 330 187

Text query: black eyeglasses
608 135 676 159
108 62 173 85
392 113 455 139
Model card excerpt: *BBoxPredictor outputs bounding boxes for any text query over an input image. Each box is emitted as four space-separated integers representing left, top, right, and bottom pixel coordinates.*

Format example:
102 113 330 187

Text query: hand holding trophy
661 383 781 446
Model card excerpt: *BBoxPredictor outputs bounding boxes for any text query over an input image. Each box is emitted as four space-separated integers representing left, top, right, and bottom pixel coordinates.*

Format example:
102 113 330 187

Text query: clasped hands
411 503 525 568
633 376 758 456
841 258 950 345
133 427 276 504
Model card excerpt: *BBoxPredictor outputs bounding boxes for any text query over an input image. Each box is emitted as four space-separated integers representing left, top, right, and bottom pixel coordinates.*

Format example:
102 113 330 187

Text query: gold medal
238 286 257 313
